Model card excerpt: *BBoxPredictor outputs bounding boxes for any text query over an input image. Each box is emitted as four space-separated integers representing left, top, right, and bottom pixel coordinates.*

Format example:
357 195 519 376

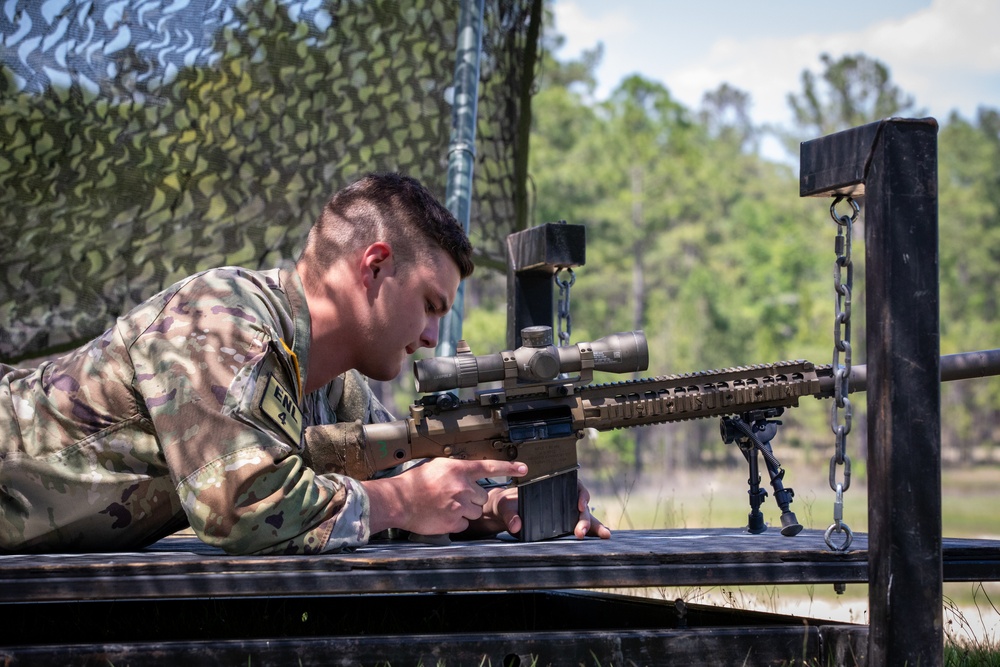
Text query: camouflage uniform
0 266 392 555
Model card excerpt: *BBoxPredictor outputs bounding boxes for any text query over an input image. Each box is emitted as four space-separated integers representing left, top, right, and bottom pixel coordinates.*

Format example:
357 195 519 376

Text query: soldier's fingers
470 484 489 507
464 502 485 521
459 459 527 480
574 505 591 539
588 514 612 539
494 489 522 536
505 511 523 536
574 502 612 540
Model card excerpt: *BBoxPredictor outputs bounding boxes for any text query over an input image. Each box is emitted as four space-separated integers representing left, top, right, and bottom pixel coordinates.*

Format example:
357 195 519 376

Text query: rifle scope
414 327 649 394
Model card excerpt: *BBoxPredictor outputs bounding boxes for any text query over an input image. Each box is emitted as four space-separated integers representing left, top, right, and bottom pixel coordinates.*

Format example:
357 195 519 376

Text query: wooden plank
0 591 853 642
1 528 997 603
0 627 853 667
0 590 867 667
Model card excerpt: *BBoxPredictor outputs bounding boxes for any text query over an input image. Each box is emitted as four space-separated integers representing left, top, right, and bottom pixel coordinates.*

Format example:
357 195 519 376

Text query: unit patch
260 373 303 444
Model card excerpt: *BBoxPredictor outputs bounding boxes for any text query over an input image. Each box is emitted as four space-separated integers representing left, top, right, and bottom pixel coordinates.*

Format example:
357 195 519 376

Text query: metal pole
436 0 484 358
801 118 942 666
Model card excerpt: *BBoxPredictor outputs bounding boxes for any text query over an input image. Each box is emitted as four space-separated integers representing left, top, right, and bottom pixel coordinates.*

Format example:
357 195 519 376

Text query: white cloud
859 0 1000 119
663 0 1000 127
875 0 1000 73
555 0 999 131
668 34 827 128
552 2 635 58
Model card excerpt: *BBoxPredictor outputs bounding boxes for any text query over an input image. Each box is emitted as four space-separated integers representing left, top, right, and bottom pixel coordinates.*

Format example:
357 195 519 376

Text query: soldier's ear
360 243 392 288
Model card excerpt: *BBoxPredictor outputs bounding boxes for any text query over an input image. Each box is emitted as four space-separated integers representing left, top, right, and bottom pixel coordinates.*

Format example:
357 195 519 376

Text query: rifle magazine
516 469 578 542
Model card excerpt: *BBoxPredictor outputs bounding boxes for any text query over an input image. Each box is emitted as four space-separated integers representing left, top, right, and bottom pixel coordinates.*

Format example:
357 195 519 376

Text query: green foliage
461 307 508 357
781 52 924 154
515 38 1000 479
937 108 1000 461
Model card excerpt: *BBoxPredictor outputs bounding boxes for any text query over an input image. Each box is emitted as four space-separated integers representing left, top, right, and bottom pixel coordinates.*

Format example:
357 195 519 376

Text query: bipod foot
772 468 803 536
779 510 804 536
747 496 767 535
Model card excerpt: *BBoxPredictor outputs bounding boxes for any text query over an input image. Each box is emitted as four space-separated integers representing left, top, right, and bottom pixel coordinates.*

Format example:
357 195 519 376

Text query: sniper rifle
304 327 1000 542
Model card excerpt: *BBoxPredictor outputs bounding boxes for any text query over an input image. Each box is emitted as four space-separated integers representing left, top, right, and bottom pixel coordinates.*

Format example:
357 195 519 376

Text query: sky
552 0 1000 158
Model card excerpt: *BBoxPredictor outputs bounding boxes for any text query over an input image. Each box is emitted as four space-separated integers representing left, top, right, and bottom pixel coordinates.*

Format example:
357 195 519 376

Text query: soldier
0 173 609 554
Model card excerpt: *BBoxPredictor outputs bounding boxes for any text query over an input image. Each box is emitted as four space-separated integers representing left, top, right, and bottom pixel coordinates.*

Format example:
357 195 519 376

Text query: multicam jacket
0 266 391 555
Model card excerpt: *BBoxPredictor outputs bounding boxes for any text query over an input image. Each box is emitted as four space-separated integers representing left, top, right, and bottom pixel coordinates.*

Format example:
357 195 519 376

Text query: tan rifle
306 327 1000 541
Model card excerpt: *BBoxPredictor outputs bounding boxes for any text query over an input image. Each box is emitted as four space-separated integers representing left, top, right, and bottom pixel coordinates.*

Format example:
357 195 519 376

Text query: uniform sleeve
127 271 370 555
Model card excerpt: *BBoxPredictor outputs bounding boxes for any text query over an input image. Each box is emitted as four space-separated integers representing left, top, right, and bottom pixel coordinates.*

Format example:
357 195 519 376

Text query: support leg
720 409 802 537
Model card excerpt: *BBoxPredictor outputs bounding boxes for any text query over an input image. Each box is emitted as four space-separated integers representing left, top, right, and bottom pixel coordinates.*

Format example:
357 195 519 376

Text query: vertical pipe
436 0 485 358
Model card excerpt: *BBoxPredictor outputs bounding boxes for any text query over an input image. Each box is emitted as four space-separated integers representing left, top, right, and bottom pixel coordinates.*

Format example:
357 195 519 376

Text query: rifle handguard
302 420 378 480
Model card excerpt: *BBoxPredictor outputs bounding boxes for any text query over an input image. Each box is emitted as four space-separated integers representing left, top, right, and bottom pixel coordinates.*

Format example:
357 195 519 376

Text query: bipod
720 408 804 537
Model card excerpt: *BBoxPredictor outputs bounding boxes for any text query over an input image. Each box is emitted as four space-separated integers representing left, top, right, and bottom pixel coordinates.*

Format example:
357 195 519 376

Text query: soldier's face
360 246 460 381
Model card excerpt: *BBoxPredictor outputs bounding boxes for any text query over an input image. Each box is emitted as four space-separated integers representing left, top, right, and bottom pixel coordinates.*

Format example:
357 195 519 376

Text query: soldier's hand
362 458 527 536
468 486 520 537
574 481 612 540
466 480 612 540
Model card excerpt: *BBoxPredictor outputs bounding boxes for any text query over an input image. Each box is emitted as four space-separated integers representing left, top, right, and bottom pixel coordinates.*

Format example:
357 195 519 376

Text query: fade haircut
299 173 474 281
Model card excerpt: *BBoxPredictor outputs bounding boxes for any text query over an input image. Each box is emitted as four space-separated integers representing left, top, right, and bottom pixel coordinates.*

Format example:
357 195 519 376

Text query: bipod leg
720 408 803 537
721 414 768 534
744 439 767 534
759 438 803 536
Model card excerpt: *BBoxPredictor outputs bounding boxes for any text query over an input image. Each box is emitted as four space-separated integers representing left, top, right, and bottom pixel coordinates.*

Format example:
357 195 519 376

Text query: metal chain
554 268 575 346
825 196 859 553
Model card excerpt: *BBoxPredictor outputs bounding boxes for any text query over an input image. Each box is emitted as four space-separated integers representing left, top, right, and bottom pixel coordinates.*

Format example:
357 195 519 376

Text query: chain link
825 196 859 553
554 268 575 346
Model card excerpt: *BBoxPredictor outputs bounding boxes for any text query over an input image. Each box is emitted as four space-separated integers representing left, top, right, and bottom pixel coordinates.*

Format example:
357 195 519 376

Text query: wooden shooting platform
3 528 999 665
2 120 996 666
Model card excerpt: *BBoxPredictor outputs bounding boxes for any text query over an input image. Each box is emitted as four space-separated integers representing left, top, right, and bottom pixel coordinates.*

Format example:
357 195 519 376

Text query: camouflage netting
0 0 540 361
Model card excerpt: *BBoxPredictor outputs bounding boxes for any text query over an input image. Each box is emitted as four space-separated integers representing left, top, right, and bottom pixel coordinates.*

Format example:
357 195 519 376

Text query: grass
945 585 1000 666
590 462 1000 540
587 462 1000 660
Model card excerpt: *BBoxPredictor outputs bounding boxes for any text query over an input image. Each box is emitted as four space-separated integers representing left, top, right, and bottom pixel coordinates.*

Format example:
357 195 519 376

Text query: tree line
447 36 1000 484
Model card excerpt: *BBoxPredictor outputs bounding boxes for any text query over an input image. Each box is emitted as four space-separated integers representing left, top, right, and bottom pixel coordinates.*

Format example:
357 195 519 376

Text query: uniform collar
278 265 312 394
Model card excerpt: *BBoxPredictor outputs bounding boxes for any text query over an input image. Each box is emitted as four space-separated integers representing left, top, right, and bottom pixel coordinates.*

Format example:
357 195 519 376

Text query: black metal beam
800 117 942 667
505 222 586 348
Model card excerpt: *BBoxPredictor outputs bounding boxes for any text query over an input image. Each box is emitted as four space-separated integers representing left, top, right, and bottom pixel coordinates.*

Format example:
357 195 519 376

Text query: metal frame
801 117 942 666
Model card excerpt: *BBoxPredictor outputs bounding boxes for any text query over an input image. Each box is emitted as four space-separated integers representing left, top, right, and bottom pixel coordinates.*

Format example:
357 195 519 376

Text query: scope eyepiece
413 327 649 394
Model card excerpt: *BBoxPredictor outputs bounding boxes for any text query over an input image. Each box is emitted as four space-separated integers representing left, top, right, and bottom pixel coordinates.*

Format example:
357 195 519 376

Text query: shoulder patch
260 373 303 444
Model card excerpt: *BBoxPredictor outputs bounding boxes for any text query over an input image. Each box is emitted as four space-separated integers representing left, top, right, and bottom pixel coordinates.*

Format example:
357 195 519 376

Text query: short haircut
299 173 474 280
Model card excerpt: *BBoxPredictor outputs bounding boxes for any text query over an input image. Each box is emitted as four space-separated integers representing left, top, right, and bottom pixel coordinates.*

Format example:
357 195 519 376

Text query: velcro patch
260 373 303 444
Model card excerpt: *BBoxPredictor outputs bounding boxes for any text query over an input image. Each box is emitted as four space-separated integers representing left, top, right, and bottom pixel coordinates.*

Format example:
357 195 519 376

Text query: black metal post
504 222 587 541
800 118 942 666
505 222 586 348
